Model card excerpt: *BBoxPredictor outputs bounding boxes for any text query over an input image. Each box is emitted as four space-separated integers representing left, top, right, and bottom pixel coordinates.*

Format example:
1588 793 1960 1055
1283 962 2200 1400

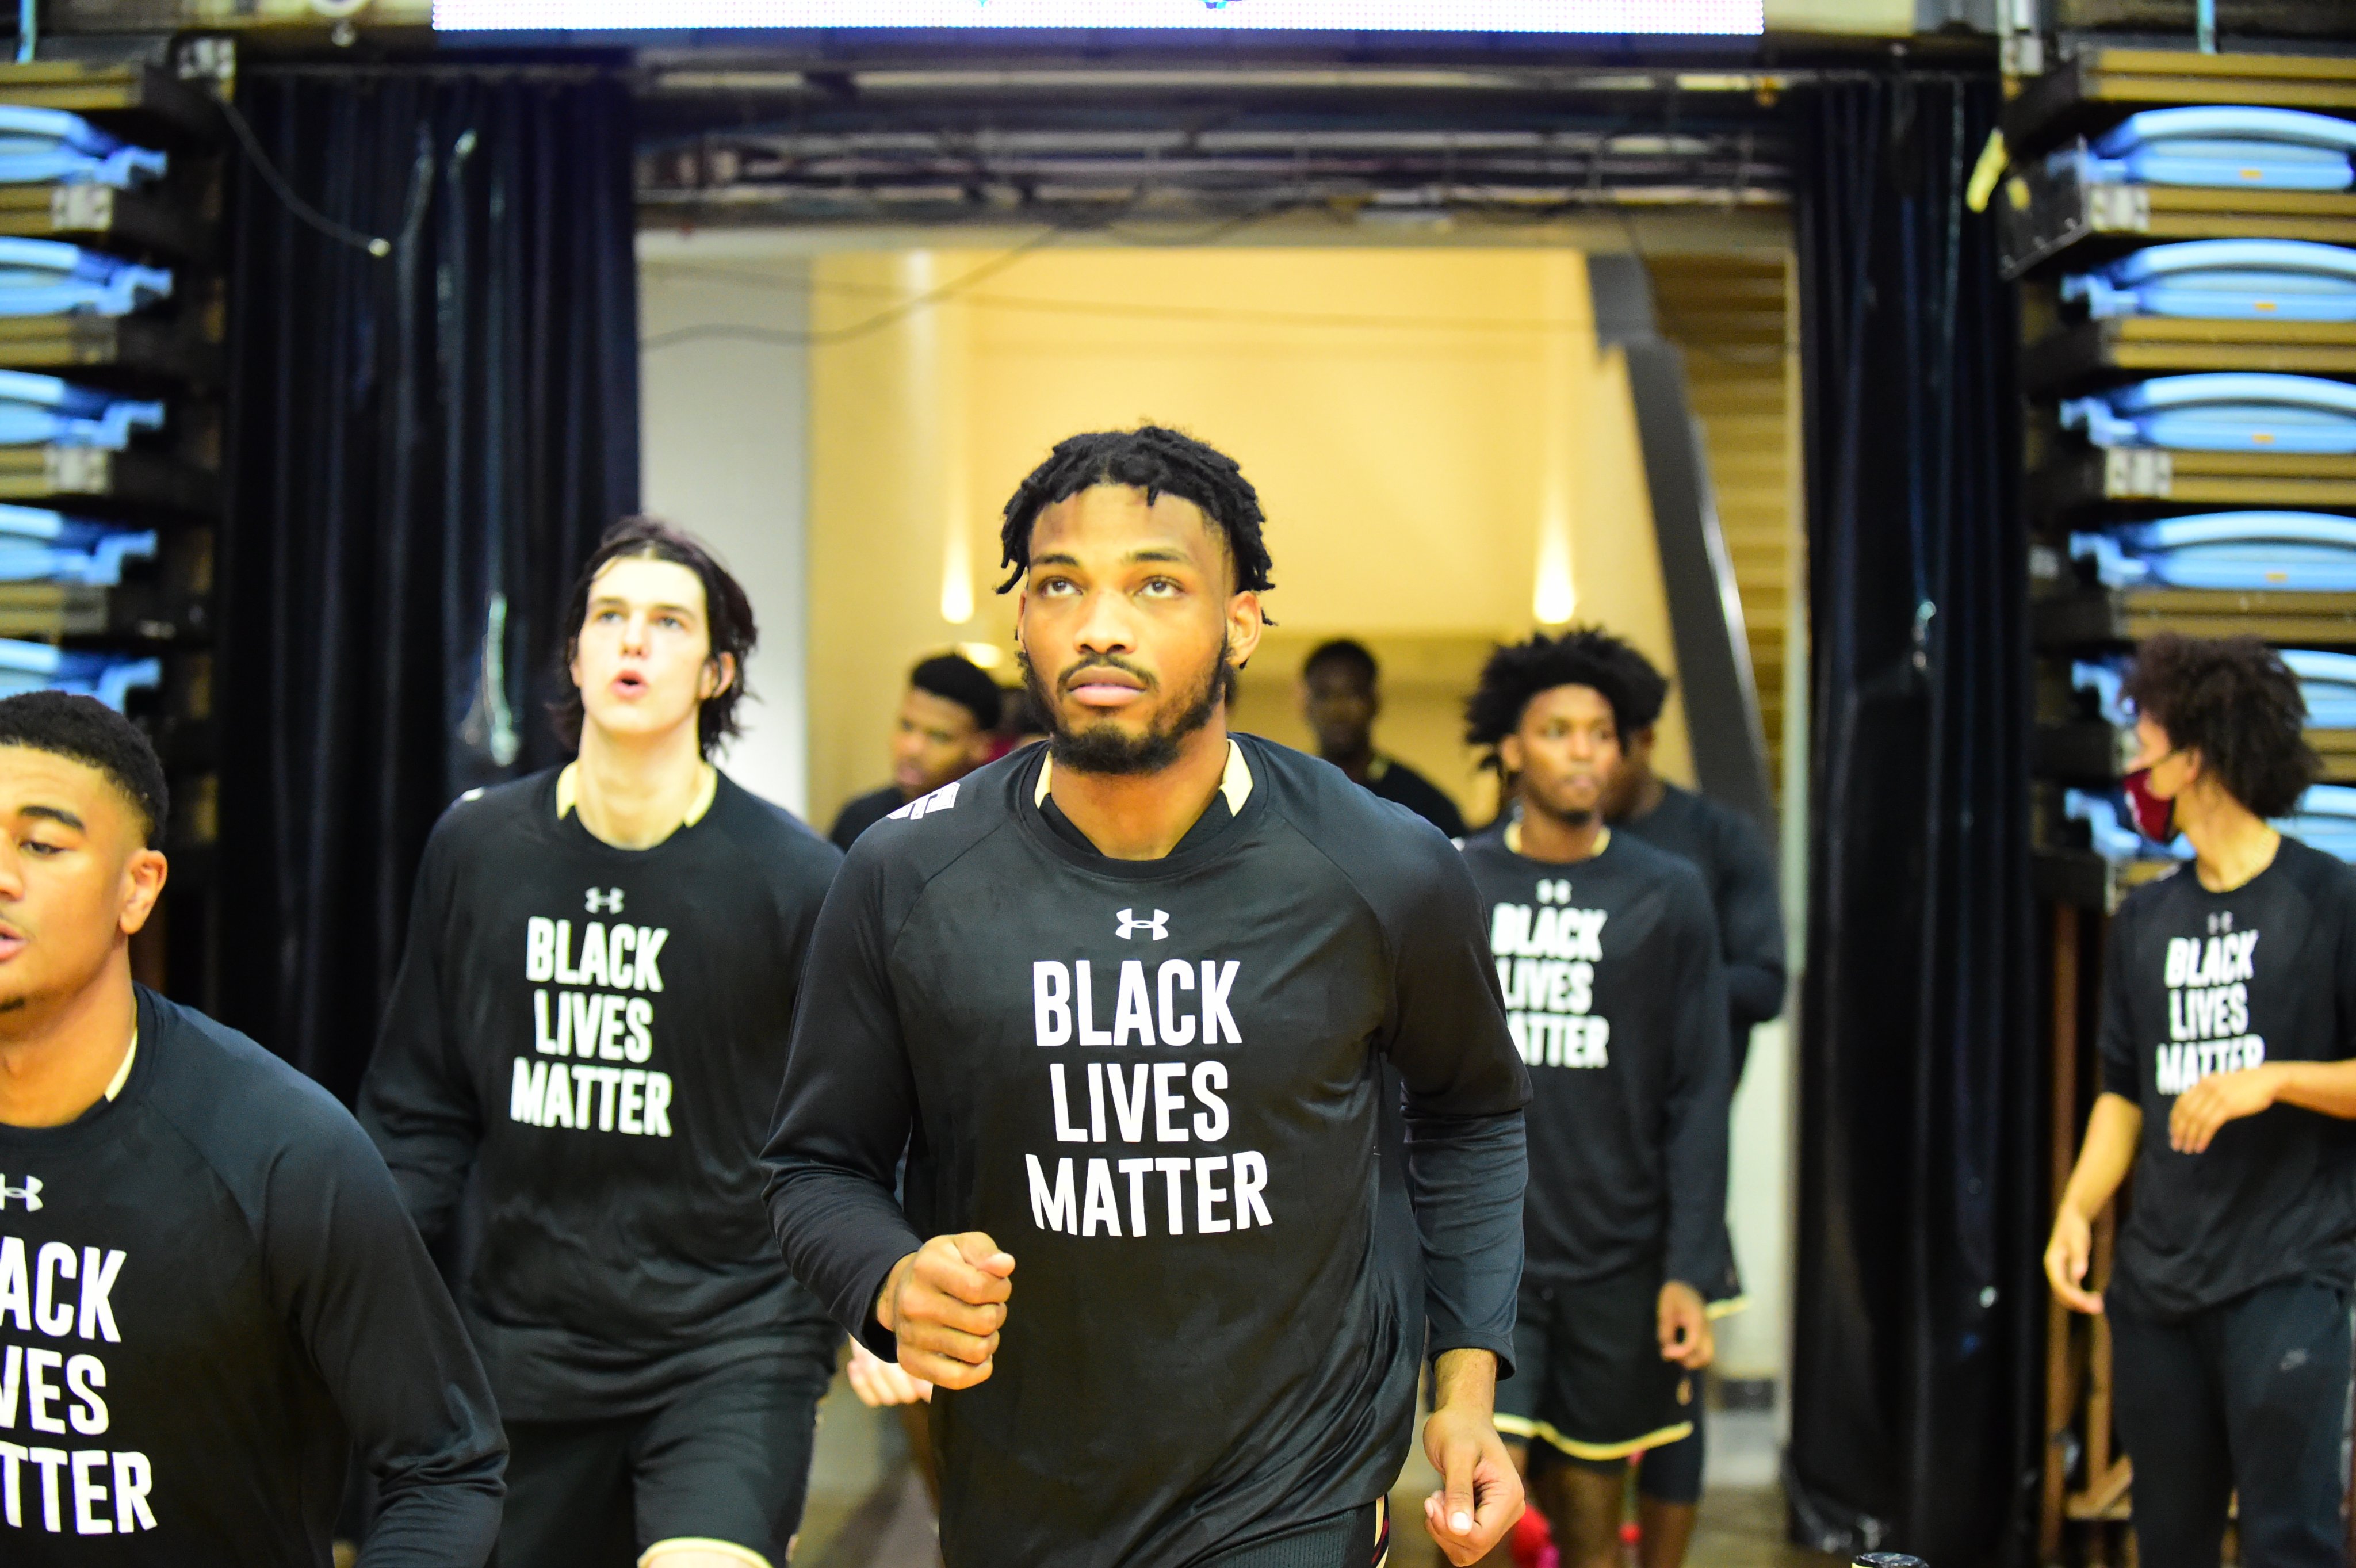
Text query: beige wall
808 246 1692 830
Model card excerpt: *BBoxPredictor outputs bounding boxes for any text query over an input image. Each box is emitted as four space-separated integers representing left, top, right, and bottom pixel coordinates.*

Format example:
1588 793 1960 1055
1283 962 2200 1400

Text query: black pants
2112 1276 2352 1568
493 1351 828 1568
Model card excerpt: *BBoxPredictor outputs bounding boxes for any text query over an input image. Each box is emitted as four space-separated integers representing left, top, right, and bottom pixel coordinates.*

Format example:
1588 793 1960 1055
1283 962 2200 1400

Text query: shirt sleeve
356 830 480 1248
2097 906 2141 1102
1379 840 1531 1368
761 848 926 1360
1662 888 1733 1291
262 1102 506 1568
1709 809 1788 1032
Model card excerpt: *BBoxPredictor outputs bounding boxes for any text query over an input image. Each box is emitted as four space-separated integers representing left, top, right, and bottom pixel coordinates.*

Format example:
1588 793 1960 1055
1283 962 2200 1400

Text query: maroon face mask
2122 762 2177 843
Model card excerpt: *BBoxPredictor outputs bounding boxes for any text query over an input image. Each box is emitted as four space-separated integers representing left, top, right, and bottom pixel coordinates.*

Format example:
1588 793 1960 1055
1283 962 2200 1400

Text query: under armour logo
586 888 625 915
1116 908 1169 942
0 1175 42 1212
1535 879 1573 905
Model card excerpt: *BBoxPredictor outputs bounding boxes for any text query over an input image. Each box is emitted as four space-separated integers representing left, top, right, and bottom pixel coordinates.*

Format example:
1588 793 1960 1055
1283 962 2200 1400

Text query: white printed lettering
1027 1154 1077 1234
1113 961 1154 1046
1076 962 1113 1047
1191 1061 1230 1142
1157 960 1196 1046
1033 962 1072 1047
525 916 556 982
1195 1156 1231 1234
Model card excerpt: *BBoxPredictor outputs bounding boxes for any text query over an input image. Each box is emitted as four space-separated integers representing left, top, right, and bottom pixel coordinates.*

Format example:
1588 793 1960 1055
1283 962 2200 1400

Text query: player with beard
0 692 504 1565
361 518 842 1568
764 424 1532 1568
1456 632 1728 1568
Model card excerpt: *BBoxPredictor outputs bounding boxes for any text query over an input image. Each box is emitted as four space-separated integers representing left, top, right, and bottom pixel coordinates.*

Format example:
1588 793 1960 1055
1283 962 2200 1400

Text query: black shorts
494 1347 832 1568
1494 1267 1696 1464
1200 1500 1388 1568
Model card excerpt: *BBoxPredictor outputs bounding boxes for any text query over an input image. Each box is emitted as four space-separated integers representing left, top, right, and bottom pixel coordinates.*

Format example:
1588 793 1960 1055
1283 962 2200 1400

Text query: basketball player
361 518 842 1568
0 691 505 1565
1300 638 1467 839
830 653 1003 850
764 425 1531 1568
1594 634 1785 1554
2047 634 2356 1568
1458 632 1730 1568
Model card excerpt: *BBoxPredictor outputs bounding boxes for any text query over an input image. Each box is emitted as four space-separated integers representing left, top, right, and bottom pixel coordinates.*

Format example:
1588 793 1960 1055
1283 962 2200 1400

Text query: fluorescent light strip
434 1 1764 34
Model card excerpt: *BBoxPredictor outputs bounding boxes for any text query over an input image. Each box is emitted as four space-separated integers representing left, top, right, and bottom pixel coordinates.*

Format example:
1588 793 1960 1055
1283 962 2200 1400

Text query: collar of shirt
1032 739 1255 860
104 1027 137 1102
554 760 720 831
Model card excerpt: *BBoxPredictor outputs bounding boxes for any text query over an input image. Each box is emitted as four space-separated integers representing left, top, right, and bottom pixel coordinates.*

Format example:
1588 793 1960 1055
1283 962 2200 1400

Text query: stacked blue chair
0 637 157 710
2051 106 2356 192
0 238 169 317
2060 373 2356 453
2062 240 2356 322
0 504 152 585
0 106 165 188
0 369 162 449
2072 648 2356 731
2070 513 2356 591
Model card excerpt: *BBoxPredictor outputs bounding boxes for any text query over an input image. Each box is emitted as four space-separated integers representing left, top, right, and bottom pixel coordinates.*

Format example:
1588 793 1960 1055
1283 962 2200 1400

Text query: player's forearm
2060 1093 2143 1220
358 1459 504 1568
2259 1058 2356 1120
1429 1347 1499 1417
762 1165 924 1353
1726 959 1787 1028
1402 1107 1527 1357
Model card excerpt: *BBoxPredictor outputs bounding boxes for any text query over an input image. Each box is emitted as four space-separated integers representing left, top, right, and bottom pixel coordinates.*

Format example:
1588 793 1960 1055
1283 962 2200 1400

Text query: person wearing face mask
2046 632 2356 1568
1455 630 1729 1568
361 518 843 1568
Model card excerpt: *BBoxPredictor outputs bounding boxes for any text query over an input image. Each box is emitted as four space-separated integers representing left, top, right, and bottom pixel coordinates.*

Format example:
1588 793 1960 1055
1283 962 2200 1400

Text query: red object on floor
1511 1505 1559 1568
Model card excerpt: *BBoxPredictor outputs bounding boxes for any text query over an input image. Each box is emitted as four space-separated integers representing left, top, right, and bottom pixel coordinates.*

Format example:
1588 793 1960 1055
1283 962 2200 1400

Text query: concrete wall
637 238 814 815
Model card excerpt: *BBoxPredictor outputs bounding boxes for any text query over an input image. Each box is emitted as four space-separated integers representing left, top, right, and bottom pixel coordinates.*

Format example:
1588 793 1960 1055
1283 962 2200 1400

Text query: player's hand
2170 1064 2280 1154
846 1337 934 1406
1657 1282 1714 1370
2044 1206 2102 1315
1421 1402 1523 1566
875 1232 1015 1391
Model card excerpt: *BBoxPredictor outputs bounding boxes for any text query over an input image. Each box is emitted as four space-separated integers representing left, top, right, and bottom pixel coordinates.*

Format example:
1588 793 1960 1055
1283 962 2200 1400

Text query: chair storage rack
2002 41 2356 1568
0 57 223 1004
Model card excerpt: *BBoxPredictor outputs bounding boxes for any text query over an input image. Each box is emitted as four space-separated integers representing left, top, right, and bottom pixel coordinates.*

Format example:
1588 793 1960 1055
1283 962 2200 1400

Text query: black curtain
1787 73 2044 1568
218 68 640 1103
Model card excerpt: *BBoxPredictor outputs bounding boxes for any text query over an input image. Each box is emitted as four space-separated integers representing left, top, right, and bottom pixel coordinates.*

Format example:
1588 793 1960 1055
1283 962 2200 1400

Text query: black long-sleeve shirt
1459 828 1730 1289
763 737 1529 1568
1616 782 1785 1079
0 986 504 1566
359 767 842 1420
2099 836 2356 1320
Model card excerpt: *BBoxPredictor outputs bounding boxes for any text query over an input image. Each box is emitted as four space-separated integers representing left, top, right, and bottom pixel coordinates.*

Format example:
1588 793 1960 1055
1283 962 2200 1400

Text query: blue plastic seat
2071 648 2356 730
0 239 170 317
0 106 166 188
0 370 162 449
2071 512 2356 591
0 638 158 710
2060 374 2356 453
2062 239 2356 321
0 504 151 584
2055 106 2356 191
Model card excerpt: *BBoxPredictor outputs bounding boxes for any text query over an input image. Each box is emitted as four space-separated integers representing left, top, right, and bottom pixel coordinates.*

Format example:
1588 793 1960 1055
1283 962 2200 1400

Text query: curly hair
550 517 758 759
997 426 1275 604
2121 633 2317 819
0 689 167 847
1465 628 1670 764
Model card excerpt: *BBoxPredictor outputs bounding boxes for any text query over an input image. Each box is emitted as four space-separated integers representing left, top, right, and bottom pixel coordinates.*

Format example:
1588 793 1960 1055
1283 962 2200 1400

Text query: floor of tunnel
793 1369 1846 1568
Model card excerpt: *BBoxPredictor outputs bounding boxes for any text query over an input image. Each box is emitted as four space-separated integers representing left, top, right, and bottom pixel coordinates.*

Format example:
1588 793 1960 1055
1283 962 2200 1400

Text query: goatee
1023 641 1229 777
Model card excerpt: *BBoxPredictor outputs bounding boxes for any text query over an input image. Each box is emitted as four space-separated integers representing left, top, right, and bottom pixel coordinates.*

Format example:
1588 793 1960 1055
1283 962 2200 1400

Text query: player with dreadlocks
1458 630 1730 1568
764 424 1532 1568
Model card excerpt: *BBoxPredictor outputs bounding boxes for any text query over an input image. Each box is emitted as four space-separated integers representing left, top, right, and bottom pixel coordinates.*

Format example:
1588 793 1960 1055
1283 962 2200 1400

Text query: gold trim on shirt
1035 739 1253 817
103 1028 136 1102
1503 817 1608 859
554 760 718 832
